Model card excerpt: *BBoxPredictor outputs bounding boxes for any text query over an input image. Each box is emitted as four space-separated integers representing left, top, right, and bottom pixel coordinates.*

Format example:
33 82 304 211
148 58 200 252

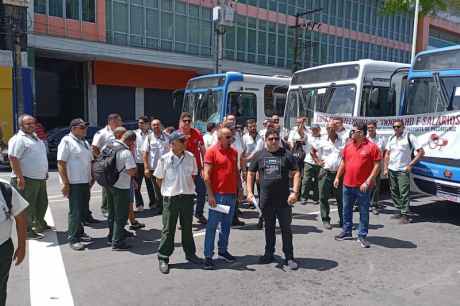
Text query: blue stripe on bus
412 160 460 184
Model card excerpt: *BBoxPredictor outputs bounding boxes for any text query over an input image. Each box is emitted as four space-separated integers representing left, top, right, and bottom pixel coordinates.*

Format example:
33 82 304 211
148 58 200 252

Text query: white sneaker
287 259 298 270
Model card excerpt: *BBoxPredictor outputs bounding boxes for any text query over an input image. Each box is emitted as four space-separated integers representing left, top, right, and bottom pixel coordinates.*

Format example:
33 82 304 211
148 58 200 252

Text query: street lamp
290 8 322 73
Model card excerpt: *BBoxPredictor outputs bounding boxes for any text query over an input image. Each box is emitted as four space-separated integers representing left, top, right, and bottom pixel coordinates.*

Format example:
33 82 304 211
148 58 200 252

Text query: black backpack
291 141 306 168
93 144 126 187
0 181 12 219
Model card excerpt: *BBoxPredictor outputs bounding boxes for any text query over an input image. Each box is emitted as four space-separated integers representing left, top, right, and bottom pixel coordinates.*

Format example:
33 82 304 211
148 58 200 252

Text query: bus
283 60 409 130
182 72 290 132
400 45 460 202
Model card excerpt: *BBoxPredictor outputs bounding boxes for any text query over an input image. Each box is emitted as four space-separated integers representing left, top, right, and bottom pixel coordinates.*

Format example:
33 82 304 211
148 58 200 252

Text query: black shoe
237 208 243 216
112 242 131 251
257 217 264 229
85 216 102 224
390 213 402 219
323 221 332 230
334 231 353 241
204 257 215 270
357 236 370 248
258 254 274 264
196 215 208 225
232 218 245 227
69 242 85 251
186 254 204 265
28 230 45 240
218 251 236 263
123 229 135 238
80 233 93 242
129 221 146 230
159 260 169 274
353 206 359 212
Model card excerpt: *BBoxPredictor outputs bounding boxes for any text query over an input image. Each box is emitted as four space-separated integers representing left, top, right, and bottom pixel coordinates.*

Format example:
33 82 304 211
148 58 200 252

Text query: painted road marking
29 208 74 306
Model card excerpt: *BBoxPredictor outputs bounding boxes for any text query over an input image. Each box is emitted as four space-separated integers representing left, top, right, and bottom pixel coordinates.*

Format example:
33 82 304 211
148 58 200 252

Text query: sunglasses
267 137 280 141
75 125 88 130
350 129 362 134
272 119 279 123
182 119 191 123
224 136 233 139
393 125 402 129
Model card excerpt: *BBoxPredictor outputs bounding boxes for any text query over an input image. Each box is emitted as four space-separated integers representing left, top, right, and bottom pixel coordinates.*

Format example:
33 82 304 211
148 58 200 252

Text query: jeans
342 186 370 238
204 194 236 258
194 173 206 217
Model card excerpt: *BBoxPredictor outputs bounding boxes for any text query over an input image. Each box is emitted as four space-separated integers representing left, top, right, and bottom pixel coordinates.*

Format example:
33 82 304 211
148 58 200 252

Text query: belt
163 194 194 201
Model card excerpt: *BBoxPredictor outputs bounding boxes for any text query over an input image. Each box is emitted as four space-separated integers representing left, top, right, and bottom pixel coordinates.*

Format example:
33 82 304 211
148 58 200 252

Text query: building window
34 0 47 14
49 0 63 17
66 0 80 20
82 0 96 22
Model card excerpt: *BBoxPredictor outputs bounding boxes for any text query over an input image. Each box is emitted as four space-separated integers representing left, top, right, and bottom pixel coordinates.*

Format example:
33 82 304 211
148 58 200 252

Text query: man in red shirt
179 112 207 224
333 122 380 248
203 127 242 269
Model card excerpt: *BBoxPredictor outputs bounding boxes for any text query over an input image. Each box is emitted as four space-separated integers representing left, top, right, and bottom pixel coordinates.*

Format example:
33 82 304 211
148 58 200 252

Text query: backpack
291 141 306 168
0 181 12 219
93 144 126 187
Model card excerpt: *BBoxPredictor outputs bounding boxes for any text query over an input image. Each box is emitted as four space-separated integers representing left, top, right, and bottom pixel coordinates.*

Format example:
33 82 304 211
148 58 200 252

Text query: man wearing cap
154 131 203 274
8 114 49 239
142 119 169 214
57 118 94 251
92 113 123 217
301 124 322 205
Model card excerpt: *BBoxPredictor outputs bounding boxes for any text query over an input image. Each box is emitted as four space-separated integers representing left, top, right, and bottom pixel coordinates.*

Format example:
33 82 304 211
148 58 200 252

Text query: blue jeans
194 173 206 217
342 186 370 238
204 194 236 258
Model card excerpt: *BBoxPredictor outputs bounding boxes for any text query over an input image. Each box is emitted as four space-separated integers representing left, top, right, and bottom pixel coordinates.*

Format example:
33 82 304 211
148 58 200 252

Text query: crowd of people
0 110 425 302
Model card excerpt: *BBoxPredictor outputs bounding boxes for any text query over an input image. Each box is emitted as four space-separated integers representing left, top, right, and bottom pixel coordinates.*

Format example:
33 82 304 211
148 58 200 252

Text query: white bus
182 72 290 132
283 60 410 130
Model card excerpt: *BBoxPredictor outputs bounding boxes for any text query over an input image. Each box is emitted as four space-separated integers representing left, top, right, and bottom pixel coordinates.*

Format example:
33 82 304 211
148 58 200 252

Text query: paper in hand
209 204 230 214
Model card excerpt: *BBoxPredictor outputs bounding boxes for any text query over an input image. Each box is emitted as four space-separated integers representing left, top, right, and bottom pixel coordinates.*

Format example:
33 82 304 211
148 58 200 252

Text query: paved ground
4 171 460 306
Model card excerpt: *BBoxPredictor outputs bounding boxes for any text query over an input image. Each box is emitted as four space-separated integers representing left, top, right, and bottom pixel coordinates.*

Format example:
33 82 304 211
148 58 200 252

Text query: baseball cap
70 118 89 128
169 130 186 143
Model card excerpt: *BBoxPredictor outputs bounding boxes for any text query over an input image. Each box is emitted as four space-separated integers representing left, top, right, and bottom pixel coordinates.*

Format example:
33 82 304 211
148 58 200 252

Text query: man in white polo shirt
57 118 94 251
0 179 28 306
107 130 137 250
8 114 49 239
384 119 424 224
154 131 202 274
301 124 323 205
142 119 169 214
133 116 154 212
92 113 122 217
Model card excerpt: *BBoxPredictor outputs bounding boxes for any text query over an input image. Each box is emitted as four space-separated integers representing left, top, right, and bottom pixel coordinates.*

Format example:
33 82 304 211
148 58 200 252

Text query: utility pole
213 1 234 74
12 20 24 116
411 0 420 64
291 8 322 73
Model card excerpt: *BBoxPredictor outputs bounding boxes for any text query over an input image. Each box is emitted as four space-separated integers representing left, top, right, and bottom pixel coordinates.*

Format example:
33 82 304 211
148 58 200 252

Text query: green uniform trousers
106 186 130 244
389 170 410 215
0 239 13 306
302 163 320 202
318 169 343 225
68 184 90 243
11 177 48 232
369 172 381 208
158 194 196 261
101 187 108 213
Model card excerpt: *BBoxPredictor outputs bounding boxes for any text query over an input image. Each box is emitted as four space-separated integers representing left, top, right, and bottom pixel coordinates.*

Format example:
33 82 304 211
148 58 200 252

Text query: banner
313 111 460 160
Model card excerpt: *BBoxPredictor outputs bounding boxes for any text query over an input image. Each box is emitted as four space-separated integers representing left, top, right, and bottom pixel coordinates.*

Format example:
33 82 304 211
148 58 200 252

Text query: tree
382 0 449 16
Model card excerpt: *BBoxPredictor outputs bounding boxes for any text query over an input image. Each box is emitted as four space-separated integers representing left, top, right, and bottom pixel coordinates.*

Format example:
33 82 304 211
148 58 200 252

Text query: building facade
2 0 457 132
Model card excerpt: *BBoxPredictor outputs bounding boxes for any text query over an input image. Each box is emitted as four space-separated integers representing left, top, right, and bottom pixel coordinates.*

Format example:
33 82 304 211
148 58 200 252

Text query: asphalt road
4 171 460 306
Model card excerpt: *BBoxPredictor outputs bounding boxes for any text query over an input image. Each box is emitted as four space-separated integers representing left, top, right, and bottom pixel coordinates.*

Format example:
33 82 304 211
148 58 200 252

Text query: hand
383 169 389 177
61 183 70 198
144 170 151 178
288 192 298 205
405 165 412 173
208 195 217 208
359 182 369 193
14 245 26 266
17 176 25 191
247 193 255 205
333 178 340 189
90 178 95 188
317 160 325 167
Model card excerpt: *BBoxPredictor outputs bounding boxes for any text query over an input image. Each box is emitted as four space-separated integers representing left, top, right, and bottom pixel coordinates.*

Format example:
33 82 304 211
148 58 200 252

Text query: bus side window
264 85 287 116
360 87 393 117
228 92 257 125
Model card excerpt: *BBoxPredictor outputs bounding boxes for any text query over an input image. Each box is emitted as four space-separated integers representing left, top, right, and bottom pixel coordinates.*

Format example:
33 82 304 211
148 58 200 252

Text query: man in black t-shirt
247 128 301 270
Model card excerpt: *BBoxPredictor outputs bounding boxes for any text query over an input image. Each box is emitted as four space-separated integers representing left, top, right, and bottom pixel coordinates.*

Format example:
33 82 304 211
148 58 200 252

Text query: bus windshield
183 90 222 131
405 76 460 115
284 84 356 129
